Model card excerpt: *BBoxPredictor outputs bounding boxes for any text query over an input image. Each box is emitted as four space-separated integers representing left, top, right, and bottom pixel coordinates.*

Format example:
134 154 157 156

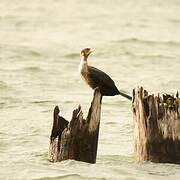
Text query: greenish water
0 0 180 179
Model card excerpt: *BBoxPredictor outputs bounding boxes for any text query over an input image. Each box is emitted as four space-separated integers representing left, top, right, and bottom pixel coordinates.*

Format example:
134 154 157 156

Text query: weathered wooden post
133 86 180 164
48 88 102 163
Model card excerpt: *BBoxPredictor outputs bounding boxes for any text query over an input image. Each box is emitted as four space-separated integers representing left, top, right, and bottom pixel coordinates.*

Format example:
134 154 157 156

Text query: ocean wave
105 122 118 125
99 155 133 163
0 102 5 109
0 81 11 90
169 19 180 24
0 15 16 21
30 100 55 104
139 54 175 60
1 44 43 59
35 174 106 180
113 38 180 46
64 53 79 59
17 48 43 59
27 50 42 57
123 52 175 60
20 66 45 73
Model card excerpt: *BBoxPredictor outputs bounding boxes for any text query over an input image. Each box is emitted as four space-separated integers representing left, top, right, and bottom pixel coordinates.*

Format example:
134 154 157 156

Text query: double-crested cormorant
79 48 132 100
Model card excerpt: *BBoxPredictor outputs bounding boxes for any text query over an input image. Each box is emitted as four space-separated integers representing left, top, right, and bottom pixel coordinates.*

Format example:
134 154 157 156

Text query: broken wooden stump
133 86 180 164
48 88 102 163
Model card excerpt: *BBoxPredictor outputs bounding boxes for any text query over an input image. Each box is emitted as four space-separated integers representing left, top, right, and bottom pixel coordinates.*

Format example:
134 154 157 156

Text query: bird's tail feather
118 90 132 101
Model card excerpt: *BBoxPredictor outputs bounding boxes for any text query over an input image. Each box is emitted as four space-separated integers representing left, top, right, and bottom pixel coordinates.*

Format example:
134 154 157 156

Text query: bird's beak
89 48 95 55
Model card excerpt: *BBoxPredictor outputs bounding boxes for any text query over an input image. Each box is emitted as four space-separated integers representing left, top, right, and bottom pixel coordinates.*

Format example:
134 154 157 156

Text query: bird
78 48 132 100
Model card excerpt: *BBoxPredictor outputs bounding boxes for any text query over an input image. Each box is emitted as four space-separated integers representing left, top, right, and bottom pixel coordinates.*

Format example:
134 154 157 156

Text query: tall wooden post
133 86 180 164
48 88 102 163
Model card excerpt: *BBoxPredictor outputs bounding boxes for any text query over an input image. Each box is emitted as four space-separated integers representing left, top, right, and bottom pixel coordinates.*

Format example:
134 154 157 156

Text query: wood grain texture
48 88 102 163
133 87 180 164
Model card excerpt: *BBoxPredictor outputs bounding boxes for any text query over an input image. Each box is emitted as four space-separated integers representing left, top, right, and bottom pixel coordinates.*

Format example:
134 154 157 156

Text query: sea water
0 0 180 179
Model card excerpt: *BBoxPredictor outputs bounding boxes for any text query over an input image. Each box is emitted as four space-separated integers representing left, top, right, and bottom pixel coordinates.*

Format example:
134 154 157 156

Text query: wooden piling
133 86 180 164
48 88 102 163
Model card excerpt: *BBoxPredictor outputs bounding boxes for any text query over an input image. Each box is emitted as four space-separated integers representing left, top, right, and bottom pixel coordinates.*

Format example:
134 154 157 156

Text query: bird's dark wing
87 66 132 100
88 66 115 86
88 66 120 96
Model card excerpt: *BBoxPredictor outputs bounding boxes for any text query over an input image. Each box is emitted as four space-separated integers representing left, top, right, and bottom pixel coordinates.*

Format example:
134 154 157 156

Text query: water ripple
113 38 180 47
20 66 45 73
0 81 10 90
35 174 106 180
64 53 79 59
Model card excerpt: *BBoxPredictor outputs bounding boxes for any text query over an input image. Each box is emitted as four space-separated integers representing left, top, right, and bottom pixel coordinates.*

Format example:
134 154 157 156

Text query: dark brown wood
48 106 69 162
133 86 180 164
48 88 102 163
50 106 69 141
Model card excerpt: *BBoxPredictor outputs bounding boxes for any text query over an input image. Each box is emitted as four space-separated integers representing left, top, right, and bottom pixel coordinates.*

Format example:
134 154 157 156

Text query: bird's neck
79 56 88 74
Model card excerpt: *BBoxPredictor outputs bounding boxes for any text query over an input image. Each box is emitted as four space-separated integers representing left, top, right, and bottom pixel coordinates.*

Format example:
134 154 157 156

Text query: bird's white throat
78 57 88 74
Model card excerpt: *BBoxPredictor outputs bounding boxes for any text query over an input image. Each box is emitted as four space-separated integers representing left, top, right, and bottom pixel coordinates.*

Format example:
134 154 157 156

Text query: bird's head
80 48 95 59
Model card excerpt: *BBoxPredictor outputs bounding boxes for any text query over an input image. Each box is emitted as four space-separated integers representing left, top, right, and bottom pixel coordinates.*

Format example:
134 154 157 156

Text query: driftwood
48 88 102 163
133 86 180 164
